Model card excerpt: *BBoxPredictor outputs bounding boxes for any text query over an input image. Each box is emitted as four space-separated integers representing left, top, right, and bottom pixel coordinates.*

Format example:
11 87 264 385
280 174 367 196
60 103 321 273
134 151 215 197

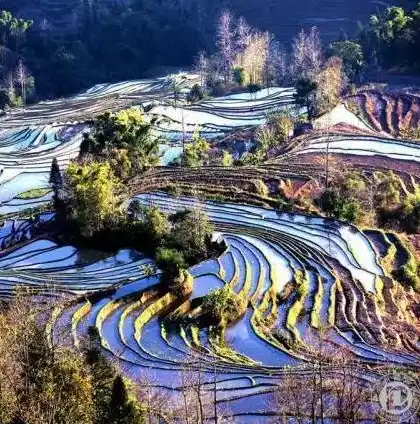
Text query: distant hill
3 0 414 44
1 0 416 98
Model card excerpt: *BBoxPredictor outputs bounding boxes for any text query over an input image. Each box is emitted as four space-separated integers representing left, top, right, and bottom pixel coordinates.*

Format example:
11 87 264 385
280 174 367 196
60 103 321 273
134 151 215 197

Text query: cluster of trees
0 295 149 424
325 3 420 75
0 1 220 98
316 163 420 232
128 201 216 286
271 334 416 422
0 58 35 109
196 12 315 92
50 108 160 237
359 4 420 70
49 108 217 288
49 107 164 233
80 108 160 176
193 13 349 121
3 2 420 103
0 10 35 108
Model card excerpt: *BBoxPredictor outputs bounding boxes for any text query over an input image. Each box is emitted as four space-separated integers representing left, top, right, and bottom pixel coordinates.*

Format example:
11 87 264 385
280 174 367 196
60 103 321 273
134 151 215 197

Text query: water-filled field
0 73 419 420
0 193 417 420
0 74 299 210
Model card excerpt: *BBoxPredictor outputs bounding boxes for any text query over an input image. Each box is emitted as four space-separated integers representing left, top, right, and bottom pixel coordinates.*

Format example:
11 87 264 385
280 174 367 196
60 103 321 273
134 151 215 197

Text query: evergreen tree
84 327 116 424
49 157 67 222
49 157 63 189
109 375 144 424
294 78 318 120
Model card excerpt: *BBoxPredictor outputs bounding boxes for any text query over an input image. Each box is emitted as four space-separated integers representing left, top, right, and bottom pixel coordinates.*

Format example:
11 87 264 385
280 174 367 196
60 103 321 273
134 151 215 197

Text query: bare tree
180 363 193 424
213 365 218 423
268 41 289 86
291 29 308 79
15 60 28 106
194 51 209 87
217 10 235 85
241 31 270 85
263 34 282 88
330 349 369 423
274 368 310 423
235 16 251 67
291 27 323 80
5 72 15 101
307 27 323 76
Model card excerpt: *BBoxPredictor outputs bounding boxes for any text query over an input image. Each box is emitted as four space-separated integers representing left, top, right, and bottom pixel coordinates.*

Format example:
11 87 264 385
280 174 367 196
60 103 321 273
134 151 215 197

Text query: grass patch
16 187 51 199
375 277 385 311
310 276 323 329
208 325 255 365
286 270 309 341
382 240 397 276
388 233 420 292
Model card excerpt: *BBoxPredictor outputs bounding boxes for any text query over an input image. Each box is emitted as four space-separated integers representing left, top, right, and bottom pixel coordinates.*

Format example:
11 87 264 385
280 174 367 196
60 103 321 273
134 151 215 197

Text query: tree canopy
65 161 124 237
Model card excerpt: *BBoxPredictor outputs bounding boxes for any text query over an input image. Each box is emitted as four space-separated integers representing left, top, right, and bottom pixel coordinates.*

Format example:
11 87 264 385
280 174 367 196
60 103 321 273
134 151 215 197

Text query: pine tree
49 157 63 189
109 375 144 424
49 157 66 223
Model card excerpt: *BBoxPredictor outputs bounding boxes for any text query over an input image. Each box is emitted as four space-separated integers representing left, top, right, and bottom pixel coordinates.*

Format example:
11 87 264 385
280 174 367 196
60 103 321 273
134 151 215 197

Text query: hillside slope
3 0 413 43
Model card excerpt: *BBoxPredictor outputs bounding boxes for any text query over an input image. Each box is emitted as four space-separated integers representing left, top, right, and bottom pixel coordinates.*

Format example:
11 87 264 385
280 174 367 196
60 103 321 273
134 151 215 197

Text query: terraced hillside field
346 90 420 136
0 193 418 421
275 99 420 178
0 72 419 420
0 74 298 213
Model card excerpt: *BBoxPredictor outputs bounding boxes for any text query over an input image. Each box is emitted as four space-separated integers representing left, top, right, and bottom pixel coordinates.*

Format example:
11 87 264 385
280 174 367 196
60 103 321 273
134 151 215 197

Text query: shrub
399 125 420 141
181 130 210 167
165 184 182 196
374 171 401 208
406 202 420 233
143 206 170 246
233 67 246 86
253 179 269 196
156 248 186 276
340 201 360 223
169 209 214 263
202 286 246 323
319 188 361 223
248 83 262 93
319 188 342 217
268 111 295 142
343 171 366 196
187 84 205 103
277 197 294 212
221 151 233 167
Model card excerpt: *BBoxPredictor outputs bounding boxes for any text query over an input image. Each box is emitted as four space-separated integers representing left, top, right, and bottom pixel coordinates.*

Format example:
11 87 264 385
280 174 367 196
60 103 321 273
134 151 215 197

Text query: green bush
277 196 294 212
202 286 246 323
247 83 262 93
156 248 186 276
169 209 214 263
340 201 360 223
253 179 269 196
233 67 246 86
221 151 233 167
319 188 360 223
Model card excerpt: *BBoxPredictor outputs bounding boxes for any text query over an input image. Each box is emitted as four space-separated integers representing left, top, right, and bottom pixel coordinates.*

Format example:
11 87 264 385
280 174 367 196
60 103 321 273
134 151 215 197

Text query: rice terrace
0 2 419 424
